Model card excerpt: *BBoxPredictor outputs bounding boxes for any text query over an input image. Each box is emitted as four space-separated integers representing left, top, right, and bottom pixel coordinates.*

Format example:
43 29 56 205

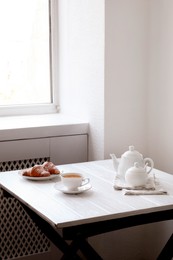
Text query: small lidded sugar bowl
125 162 148 187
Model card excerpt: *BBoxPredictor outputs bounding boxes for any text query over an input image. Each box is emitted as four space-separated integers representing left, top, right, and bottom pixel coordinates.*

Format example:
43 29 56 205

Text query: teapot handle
144 158 154 174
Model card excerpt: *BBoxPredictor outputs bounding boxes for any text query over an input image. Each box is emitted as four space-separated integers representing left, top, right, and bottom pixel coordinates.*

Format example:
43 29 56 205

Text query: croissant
43 161 60 175
31 165 50 177
22 168 32 177
22 161 60 177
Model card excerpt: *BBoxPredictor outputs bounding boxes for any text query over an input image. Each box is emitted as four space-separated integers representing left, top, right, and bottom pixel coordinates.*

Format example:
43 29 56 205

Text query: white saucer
54 182 92 194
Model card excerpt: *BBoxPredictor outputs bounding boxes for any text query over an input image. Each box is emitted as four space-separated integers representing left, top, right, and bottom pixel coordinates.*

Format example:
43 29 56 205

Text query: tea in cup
61 172 90 190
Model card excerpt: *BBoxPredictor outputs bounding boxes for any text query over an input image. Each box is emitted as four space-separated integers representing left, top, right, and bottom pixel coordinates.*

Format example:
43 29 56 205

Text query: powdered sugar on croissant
43 161 60 174
31 165 50 177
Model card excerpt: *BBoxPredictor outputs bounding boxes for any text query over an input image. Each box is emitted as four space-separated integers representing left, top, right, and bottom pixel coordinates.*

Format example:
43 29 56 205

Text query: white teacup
61 172 90 190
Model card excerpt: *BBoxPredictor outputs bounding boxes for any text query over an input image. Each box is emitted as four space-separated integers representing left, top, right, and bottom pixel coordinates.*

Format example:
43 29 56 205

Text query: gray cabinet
0 135 88 165
0 138 49 162
50 135 87 165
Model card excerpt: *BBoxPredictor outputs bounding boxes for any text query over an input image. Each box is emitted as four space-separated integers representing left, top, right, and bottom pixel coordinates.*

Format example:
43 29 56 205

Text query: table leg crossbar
61 235 103 260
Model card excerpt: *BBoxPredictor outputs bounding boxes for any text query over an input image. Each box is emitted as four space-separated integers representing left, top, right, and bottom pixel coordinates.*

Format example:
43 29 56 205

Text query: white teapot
110 145 154 179
125 162 148 187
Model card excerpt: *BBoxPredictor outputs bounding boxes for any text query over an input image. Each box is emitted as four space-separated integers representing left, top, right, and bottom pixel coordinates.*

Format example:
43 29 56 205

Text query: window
0 0 58 116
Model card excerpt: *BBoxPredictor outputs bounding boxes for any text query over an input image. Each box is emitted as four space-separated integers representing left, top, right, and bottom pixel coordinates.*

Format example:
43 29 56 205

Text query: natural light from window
0 0 51 106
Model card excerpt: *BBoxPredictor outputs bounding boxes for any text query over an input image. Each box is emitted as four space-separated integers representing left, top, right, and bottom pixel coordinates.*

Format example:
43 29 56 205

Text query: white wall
58 0 105 161
58 0 173 173
104 0 173 174
148 0 173 173
104 0 149 159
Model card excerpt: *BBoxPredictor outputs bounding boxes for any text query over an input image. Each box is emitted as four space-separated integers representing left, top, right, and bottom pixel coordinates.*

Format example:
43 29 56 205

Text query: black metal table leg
76 237 103 260
157 234 173 260
61 235 103 260
20 203 82 259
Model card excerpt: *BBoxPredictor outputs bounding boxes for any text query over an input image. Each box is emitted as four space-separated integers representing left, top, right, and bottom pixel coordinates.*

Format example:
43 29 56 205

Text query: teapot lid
123 146 143 158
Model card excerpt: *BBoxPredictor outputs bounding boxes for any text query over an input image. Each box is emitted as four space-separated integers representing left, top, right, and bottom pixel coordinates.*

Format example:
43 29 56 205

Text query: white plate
19 171 60 181
54 182 92 194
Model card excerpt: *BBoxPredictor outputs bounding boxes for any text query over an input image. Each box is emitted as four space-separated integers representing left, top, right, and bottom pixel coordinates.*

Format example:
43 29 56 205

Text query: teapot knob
129 145 135 151
134 162 139 167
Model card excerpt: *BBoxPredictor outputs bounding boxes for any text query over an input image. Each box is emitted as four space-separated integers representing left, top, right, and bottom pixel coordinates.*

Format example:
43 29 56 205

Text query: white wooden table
0 160 173 259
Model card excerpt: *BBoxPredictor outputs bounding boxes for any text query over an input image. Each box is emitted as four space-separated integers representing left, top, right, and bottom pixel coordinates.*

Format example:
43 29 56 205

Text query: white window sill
0 114 88 141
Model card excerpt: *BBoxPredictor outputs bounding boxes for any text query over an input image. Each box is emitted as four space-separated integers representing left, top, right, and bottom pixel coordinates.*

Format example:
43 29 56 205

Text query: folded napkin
113 174 167 195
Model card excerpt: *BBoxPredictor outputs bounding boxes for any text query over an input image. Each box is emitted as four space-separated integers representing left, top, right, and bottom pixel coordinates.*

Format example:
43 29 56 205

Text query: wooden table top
0 160 173 229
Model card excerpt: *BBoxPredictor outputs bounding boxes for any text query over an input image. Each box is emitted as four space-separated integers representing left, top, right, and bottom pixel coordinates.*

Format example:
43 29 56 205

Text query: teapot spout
110 154 119 172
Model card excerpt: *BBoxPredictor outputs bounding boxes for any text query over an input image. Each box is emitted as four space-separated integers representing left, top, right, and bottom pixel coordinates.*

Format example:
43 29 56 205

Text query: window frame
0 0 59 116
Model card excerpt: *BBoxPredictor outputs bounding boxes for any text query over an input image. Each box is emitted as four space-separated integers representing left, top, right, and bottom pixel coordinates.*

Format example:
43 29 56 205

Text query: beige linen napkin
113 174 167 195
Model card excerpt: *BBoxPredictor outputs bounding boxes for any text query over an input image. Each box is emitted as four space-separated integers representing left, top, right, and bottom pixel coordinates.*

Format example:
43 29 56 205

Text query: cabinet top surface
0 114 88 141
